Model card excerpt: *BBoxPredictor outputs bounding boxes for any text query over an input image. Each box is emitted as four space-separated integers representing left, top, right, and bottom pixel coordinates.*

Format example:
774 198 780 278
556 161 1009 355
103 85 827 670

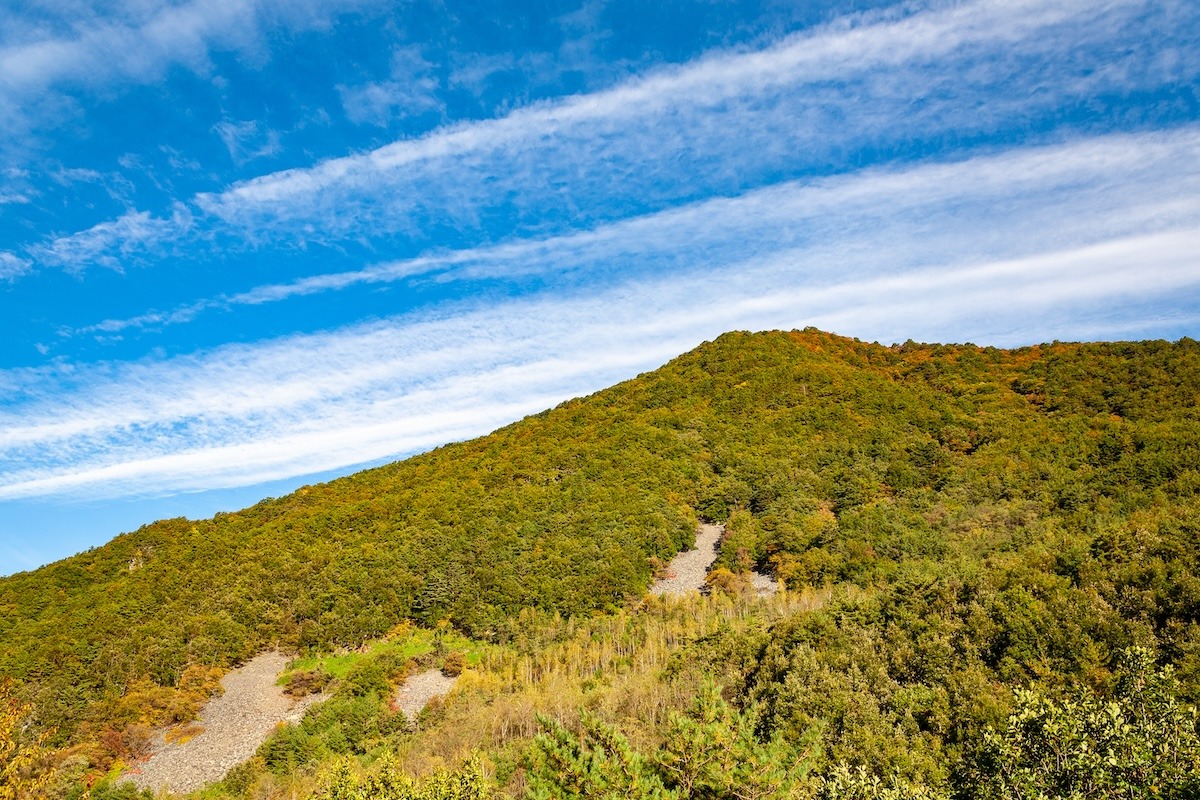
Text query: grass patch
279 625 486 685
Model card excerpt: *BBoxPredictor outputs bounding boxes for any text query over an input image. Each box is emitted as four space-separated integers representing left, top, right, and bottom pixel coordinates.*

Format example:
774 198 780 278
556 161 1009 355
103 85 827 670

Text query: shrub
442 652 466 678
285 667 332 698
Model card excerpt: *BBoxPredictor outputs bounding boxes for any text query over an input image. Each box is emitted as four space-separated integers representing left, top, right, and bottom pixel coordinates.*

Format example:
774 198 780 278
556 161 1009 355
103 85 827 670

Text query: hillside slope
3 329 1200 782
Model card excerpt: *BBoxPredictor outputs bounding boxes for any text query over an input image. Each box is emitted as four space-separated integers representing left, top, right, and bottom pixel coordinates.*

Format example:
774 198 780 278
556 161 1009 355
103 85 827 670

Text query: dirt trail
123 651 323 794
394 668 459 724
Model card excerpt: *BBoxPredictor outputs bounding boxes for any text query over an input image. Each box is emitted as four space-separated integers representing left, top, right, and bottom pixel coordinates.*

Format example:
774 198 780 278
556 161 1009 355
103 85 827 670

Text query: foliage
1 679 51 800
527 712 677 800
817 764 948 800
971 647 1200 799
526 683 813 799
654 682 814 799
443 652 467 678
322 755 490 800
285 667 333 698
3 329 1200 796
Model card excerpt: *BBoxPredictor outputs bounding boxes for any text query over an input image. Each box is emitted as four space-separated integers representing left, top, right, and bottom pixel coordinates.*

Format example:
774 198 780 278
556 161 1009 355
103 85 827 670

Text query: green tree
655 683 813 799
527 685 814 800
323 754 490 800
526 713 677 800
817 764 948 800
972 647 1200 799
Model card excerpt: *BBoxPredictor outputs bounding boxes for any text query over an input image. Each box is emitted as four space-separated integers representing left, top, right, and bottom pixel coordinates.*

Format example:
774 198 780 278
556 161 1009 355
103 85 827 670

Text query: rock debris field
650 523 723 595
394 668 459 724
123 523 771 794
123 655 462 794
650 523 779 597
123 651 323 794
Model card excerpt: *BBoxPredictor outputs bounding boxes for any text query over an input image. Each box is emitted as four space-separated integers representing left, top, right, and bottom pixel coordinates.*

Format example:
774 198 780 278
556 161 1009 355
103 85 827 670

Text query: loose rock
651 523 780 597
123 651 323 794
394 668 459 724
650 523 722 596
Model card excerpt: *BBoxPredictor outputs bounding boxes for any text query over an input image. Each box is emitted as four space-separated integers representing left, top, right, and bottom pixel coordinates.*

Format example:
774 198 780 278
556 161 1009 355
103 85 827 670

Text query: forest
2 328 1200 798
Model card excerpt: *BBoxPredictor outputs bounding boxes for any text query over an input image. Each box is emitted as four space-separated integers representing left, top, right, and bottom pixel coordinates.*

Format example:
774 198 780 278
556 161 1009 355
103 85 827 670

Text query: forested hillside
3 329 1200 798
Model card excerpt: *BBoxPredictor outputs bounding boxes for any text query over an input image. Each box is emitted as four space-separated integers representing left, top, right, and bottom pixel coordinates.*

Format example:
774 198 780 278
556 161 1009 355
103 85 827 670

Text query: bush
704 568 749 596
970 647 1200 799
442 652 466 678
285 667 332 698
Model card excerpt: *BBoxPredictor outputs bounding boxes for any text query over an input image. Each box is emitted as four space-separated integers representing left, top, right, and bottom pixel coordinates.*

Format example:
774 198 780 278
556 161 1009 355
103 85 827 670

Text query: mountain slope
3 329 1200 773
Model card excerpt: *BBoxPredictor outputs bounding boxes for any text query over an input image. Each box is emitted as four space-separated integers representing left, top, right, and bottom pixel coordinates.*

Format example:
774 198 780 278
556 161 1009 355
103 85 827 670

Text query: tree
526 712 677 800
527 685 814 800
323 754 490 800
655 682 812 799
972 647 1200 799
817 764 948 800
1 679 51 800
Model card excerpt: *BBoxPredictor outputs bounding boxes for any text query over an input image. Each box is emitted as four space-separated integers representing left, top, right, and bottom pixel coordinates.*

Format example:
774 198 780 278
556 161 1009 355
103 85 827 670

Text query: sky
1 0 1199 575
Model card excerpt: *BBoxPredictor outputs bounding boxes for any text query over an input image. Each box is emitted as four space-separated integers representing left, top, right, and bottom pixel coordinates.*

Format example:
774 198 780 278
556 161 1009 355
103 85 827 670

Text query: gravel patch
650 523 722 596
123 651 323 794
651 524 781 597
394 668 459 725
749 570 780 596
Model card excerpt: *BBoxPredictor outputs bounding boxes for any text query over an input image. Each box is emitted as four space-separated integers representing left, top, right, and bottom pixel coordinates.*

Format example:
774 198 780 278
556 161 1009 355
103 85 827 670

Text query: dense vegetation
3 329 1200 797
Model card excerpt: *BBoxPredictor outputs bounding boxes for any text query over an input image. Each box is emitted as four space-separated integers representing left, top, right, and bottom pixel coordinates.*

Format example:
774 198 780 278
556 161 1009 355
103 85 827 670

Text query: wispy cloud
0 252 31 280
19 0 1198 274
68 125 1200 336
193 0 1198 230
338 46 445 126
29 208 192 274
2 218 1197 502
0 0 382 154
2 0 248 98
213 120 282 165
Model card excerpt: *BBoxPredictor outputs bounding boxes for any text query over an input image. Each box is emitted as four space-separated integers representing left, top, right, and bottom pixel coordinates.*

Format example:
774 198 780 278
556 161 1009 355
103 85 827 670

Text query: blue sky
1 0 1199 575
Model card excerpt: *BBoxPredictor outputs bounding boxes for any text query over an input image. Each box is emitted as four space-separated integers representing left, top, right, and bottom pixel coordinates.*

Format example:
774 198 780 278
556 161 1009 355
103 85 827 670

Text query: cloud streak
19 0 1199 273
6 219 1199 500
0 0 382 155
71 125 1200 336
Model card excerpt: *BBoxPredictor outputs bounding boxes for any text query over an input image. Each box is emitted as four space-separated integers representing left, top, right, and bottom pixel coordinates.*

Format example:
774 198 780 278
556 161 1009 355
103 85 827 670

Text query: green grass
279 625 485 683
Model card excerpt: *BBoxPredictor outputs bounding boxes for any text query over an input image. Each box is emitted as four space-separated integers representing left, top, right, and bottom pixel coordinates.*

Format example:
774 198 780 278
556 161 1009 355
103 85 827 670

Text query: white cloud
3 217 1198 502
0 252 31 280
213 120 282 165
198 0 1190 224
0 0 383 93
24 0 1199 272
0 0 384 153
71 125 1200 334
0 0 255 111
29 207 191 273
339 46 444 126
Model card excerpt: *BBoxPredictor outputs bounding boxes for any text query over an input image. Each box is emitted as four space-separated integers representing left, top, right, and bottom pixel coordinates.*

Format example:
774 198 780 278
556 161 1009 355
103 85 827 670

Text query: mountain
3 329 1200 798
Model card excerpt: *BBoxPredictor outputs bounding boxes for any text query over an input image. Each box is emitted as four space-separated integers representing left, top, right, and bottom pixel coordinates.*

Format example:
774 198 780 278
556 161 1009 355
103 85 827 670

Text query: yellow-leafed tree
1 679 51 800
